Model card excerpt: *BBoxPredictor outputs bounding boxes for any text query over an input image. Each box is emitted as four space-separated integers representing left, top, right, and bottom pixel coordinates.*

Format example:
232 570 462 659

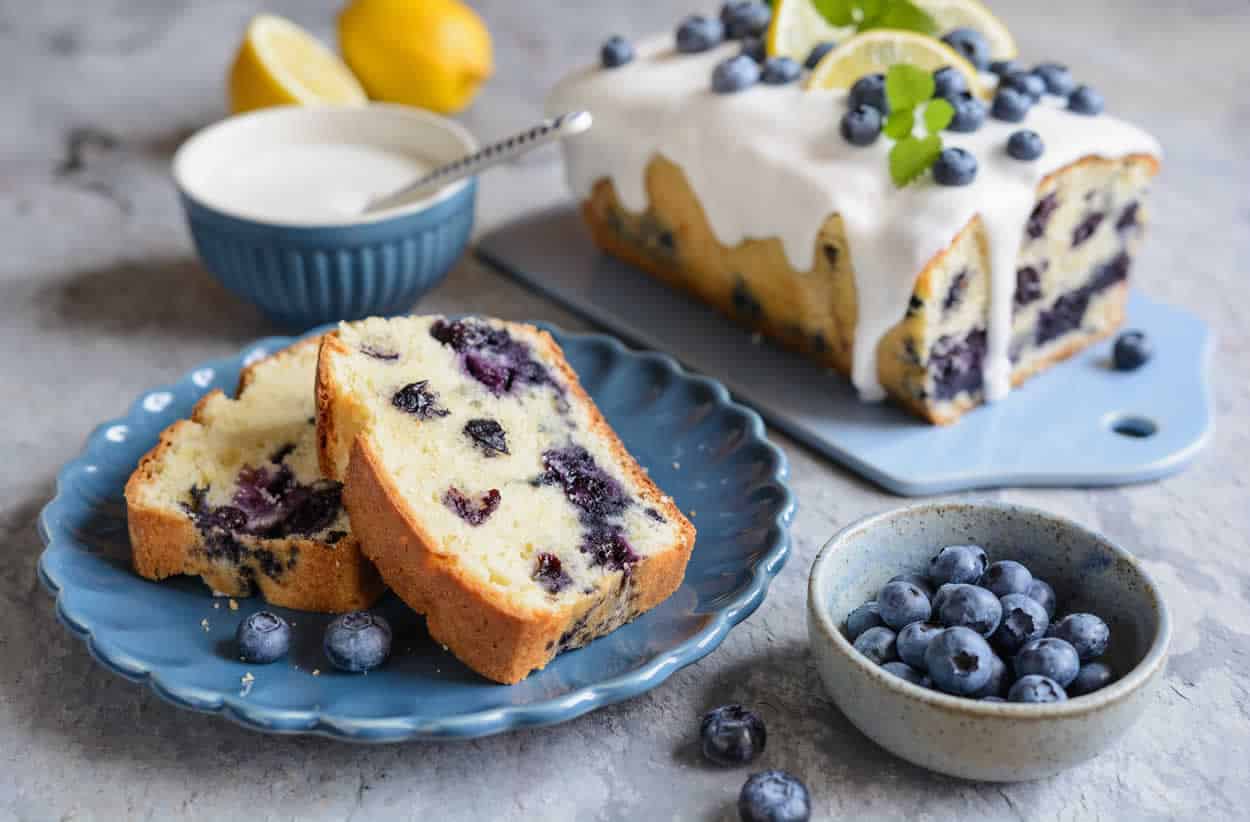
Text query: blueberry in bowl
808 501 1171 781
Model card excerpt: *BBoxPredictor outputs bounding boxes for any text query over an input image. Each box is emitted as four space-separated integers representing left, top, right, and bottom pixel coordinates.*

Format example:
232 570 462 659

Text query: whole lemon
338 0 493 114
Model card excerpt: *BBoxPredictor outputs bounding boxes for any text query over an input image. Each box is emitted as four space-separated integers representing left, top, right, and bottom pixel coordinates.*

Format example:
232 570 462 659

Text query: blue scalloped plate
37 325 794 741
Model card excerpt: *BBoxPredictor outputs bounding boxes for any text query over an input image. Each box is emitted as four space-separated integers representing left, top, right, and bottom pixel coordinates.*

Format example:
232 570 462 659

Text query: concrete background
2 0 1248 819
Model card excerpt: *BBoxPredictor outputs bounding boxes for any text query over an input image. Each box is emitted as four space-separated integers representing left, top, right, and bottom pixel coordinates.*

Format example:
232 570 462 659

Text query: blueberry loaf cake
126 339 384 612
316 315 696 684
548 26 1161 424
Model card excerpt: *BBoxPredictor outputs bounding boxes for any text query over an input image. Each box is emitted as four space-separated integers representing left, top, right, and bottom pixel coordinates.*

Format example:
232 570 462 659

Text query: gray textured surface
2 1 1248 819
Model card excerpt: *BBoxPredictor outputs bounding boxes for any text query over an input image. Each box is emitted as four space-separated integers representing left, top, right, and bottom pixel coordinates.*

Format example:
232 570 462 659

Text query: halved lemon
228 14 367 114
807 30 989 99
766 0 855 62
914 0 1018 60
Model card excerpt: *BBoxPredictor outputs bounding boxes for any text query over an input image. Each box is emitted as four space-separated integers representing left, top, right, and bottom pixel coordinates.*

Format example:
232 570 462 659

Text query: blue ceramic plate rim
37 323 795 741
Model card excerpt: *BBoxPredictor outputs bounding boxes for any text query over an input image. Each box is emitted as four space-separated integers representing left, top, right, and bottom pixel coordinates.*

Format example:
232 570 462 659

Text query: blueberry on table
946 92 987 133
972 651 1009 698
1026 578 1057 618
720 1 771 40
761 56 801 85
1007 130 1045 161
992 593 1050 655
713 55 761 93
853 626 898 665
1113 330 1152 370
1049 613 1110 661
878 580 932 629
1002 70 1045 101
991 87 1032 122
925 626 995 696
324 611 392 672
1068 85 1105 115
600 35 634 69
932 66 967 99
929 544 988 586
1009 674 1068 703
941 27 990 70
846 601 885 640
676 15 725 53
883 661 928 687
1015 637 1080 687
889 573 933 597
840 105 882 146
738 770 811 822
897 621 943 670
701 704 767 766
804 41 836 69
1034 62 1075 96
236 610 291 664
936 583 1001 636
1068 661 1115 696
849 73 889 113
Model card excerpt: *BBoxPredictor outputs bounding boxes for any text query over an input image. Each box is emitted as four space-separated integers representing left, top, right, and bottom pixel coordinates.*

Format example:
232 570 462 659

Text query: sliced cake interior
317 315 695 683
125 338 384 613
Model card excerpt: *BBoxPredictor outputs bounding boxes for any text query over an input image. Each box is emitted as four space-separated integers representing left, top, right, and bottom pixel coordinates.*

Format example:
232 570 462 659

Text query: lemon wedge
807 30 989 98
228 14 367 114
914 0 1018 60
767 0 856 62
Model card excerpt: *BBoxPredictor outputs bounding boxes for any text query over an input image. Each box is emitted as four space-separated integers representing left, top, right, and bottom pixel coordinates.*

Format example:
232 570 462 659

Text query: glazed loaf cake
549 35 1162 424
316 315 696 684
126 338 384 612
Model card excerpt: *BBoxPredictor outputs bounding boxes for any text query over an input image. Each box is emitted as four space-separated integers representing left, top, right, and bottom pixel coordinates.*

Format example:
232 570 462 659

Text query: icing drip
547 33 1161 402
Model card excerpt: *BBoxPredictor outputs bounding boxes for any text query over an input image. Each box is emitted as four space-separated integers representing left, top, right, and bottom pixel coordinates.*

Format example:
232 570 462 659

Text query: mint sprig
812 0 937 36
882 64 953 187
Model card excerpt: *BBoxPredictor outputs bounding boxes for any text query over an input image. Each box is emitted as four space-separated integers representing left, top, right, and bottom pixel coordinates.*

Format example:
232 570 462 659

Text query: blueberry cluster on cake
548 1 1161 423
126 339 384 613
317 315 695 684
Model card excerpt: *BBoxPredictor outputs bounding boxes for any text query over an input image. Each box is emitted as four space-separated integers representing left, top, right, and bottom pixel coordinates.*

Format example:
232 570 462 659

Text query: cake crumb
312 669 321 677
240 671 255 697
751 333 763 345
689 509 697 518
213 602 220 610
228 599 239 611
200 618 210 632
672 461 680 470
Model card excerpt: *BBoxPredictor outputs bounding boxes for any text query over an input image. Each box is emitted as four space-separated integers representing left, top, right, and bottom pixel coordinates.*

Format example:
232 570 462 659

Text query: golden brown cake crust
319 322 696 684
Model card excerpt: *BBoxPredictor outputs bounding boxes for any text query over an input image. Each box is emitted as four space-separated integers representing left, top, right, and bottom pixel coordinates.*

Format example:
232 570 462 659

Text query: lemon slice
228 14 367 114
914 0 1018 60
807 30 989 99
767 0 856 62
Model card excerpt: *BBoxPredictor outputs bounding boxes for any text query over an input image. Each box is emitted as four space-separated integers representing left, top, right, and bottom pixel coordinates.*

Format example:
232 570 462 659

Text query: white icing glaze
546 33 1161 402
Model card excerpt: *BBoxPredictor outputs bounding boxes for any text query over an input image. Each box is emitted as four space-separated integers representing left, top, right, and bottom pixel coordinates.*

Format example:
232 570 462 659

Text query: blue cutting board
476 205 1213 496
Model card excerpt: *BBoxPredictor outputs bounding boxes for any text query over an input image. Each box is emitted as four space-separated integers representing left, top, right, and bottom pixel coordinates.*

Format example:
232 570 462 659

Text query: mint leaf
869 0 938 34
856 0 886 27
885 64 935 112
889 134 942 187
884 109 915 140
923 98 955 134
812 0 855 26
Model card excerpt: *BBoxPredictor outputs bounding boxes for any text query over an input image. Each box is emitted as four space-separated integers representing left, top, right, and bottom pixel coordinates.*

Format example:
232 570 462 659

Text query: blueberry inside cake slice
316 315 696 684
125 338 384 613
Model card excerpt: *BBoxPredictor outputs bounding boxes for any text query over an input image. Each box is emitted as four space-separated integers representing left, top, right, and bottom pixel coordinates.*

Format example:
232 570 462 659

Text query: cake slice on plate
125 338 384 613
316 315 696 684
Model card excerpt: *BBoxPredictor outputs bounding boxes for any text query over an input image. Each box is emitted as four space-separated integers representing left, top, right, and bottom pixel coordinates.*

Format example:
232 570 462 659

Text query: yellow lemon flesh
807 30 989 99
767 0 855 62
228 14 367 114
914 0 1018 60
338 0 493 114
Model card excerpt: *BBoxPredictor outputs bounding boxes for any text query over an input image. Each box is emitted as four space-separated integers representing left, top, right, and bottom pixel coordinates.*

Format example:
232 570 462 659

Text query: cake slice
316 315 696 684
125 338 384 613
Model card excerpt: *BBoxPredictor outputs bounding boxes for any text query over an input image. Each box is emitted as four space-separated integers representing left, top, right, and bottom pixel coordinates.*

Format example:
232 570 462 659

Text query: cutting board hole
1107 413 1158 439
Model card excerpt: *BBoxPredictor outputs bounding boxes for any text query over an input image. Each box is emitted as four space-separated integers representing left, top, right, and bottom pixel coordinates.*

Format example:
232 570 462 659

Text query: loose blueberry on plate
1009 674 1068 703
849 73 889 113
846 601 885 640
840 105 882 146
883 661 929 686
713 55 762 93
676 15 725 53
945 92 987 133
1026 578 1057 618
877 580 932 629
889 573 933 597
932 66 967 99
1002 70 1045 101
897 621 943 670
1068 661 1115 696
324 611 393 673
929 544 988 586
941 27 990 71
972 651 1009 698
991 87 1032 122
804 41 835 70
701 704 767 766
936 583 1001 635
854 626 898 665
738 770 811 822
740 36 767 63
1049 613 1110 661
1034 62 1075 96
1068 85 1105 115
1113 330 1152 370
981 560 1033 597
1015 637 1080 687
761 56 801 85
991 593 1050 655
600 35 634 69
1007 130 1045 161
925 626 994 696
236 610 290 664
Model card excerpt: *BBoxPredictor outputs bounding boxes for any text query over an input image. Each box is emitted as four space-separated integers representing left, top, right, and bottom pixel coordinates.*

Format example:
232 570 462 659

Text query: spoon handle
364 110 593 213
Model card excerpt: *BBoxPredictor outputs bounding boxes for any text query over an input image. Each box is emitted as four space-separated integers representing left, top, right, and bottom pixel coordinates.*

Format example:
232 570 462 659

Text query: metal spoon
363 110 592 214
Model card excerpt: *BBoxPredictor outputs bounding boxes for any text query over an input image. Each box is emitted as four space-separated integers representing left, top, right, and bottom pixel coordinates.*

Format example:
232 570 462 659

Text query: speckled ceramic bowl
808 501 1170 782
173 105 477 330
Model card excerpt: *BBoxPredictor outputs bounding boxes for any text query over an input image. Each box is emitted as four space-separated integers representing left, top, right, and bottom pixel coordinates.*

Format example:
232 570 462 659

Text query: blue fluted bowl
174 105 478 330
